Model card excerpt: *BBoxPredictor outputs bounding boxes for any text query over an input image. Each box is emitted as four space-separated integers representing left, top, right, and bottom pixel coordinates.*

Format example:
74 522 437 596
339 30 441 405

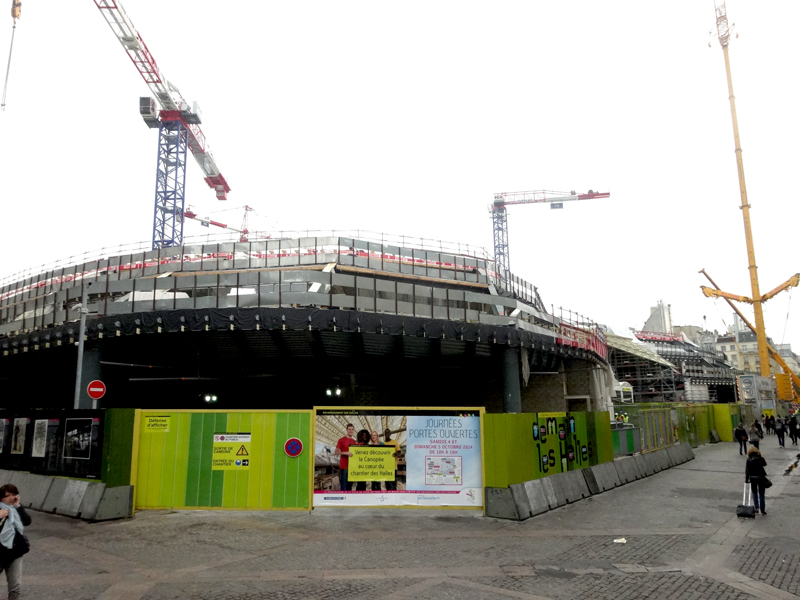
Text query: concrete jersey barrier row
486 443 695 520
0 470 133 521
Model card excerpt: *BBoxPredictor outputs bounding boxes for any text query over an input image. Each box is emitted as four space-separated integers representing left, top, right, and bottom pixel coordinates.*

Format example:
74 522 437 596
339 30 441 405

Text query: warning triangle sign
236 445 249 456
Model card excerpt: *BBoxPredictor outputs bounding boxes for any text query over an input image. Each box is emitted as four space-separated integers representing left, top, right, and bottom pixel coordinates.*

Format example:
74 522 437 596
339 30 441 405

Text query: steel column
503 347 522 413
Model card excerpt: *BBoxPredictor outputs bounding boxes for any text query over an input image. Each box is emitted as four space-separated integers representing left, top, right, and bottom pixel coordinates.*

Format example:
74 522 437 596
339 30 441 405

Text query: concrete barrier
666 445 683 465
633 454 652 477
659 448 674 468
645 450 664 475
41 477 69 513
591 462 621 492
510 479 554 520
8 471 30 494
19 474 53 510
681 444 694 461
650 448 669 473
648 450 664 473
95 486 134 521
56 480 90 517
485 487 520 520
508 483 532 520
614 457 639 484
582 467 600 495
78 482 107 521
675 444 690 463
526 478 556 516
0 469 132 522
551 470 591 504
487 440 701 522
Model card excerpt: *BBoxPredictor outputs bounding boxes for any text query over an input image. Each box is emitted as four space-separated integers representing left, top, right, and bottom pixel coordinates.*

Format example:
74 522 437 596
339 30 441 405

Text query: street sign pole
73 283 92 409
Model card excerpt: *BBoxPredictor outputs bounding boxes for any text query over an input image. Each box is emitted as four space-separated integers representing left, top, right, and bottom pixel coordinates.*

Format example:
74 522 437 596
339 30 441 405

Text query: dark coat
734 427 748 442
745 454 767 482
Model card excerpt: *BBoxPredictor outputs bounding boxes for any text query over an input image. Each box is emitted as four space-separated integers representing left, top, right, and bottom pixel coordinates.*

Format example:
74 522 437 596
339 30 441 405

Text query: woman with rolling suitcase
745 446 768 516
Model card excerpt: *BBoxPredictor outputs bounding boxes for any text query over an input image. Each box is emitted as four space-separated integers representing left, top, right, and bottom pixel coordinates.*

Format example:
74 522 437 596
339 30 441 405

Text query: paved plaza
16 440 800 600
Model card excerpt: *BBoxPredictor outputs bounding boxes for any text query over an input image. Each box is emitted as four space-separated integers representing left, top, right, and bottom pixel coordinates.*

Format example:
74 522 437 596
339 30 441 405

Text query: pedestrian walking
745 446 768 516
769 415 776 435
789 415 798 446
734 422 749 455
748 422 761 449
0 484 31 600
754 418 764 439
775 417 786 448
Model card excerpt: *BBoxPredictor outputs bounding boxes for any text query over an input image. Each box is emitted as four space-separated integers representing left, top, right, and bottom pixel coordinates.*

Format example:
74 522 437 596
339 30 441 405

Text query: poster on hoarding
313 408 483 507
10 418 28 455
63 418 93 460
31 419 48 458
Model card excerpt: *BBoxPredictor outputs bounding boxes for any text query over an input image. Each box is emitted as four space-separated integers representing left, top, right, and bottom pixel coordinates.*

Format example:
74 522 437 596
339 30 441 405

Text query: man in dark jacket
745 446 768 515
734 422 749 455
789 415 798 445
775 417 786 448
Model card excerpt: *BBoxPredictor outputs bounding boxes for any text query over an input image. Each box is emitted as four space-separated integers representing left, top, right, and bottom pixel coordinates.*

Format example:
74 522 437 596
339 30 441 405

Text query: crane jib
93 0 231 249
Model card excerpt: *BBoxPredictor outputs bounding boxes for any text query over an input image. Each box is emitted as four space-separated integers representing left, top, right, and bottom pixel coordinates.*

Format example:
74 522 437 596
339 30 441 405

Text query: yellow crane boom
700 269 800 394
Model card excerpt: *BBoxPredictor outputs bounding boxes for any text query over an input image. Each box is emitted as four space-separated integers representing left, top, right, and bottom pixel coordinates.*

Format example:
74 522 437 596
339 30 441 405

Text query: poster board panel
313 407 483 508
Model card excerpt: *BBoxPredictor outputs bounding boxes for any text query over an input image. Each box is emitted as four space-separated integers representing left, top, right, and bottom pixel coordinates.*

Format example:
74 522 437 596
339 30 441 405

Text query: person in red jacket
334 424 357 492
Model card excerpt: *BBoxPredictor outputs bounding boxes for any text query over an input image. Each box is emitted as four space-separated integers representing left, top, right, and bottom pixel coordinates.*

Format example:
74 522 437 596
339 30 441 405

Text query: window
741 344 747 352
730 345 735 351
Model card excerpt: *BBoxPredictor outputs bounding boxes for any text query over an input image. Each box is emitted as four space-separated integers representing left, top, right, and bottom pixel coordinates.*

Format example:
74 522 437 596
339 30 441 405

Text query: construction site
0 0 797 522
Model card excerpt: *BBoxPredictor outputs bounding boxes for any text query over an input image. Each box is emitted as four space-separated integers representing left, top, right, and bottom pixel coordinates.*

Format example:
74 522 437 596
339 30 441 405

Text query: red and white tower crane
490 189 609 273
93 0 231 249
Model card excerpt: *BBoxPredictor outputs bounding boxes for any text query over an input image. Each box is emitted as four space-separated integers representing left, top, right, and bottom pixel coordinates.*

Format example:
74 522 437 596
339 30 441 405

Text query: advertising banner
313 408 483 508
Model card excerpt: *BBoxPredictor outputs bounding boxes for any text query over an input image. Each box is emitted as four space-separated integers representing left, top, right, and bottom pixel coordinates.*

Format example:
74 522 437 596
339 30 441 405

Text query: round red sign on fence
284 438 303 457
87 380 106 400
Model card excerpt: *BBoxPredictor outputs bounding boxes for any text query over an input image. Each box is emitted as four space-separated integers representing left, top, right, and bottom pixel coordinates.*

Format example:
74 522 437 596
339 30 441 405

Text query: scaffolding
606 336 681 403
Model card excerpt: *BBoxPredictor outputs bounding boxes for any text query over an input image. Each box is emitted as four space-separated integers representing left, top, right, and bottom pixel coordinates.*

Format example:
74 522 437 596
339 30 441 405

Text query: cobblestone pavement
732 538 800 595
16 441 800 600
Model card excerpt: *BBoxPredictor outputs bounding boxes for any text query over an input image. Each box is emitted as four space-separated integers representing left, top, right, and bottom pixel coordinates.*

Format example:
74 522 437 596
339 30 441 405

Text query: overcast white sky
1 1 798 347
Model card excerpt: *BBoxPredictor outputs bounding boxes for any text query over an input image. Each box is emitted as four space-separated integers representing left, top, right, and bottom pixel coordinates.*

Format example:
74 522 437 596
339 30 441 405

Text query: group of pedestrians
735 413 800 517
758 414 799 447
735 414 800 454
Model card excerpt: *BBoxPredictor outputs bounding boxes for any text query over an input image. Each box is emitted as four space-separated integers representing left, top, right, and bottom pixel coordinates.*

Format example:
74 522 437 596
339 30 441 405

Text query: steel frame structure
491 200 510 272
152 118 188 249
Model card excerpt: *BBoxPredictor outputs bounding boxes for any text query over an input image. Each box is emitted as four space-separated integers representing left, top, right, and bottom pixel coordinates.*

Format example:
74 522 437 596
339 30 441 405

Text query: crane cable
712 297 754 372
1 18 16 111
780 287 793 346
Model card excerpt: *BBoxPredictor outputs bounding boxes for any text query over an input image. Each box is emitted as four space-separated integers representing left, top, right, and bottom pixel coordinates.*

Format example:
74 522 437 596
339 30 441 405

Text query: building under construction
0 232 614 414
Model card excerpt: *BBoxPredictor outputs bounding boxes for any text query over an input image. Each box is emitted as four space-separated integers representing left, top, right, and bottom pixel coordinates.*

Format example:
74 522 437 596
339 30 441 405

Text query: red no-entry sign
87 380 106 400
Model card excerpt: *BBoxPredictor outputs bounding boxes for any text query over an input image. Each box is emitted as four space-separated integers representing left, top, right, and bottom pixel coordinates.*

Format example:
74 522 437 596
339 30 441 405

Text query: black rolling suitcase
737 482 756 518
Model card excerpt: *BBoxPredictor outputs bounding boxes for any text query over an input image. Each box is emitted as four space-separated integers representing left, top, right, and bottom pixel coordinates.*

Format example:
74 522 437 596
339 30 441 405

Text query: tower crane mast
92 0 231 250
490 190 609 273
